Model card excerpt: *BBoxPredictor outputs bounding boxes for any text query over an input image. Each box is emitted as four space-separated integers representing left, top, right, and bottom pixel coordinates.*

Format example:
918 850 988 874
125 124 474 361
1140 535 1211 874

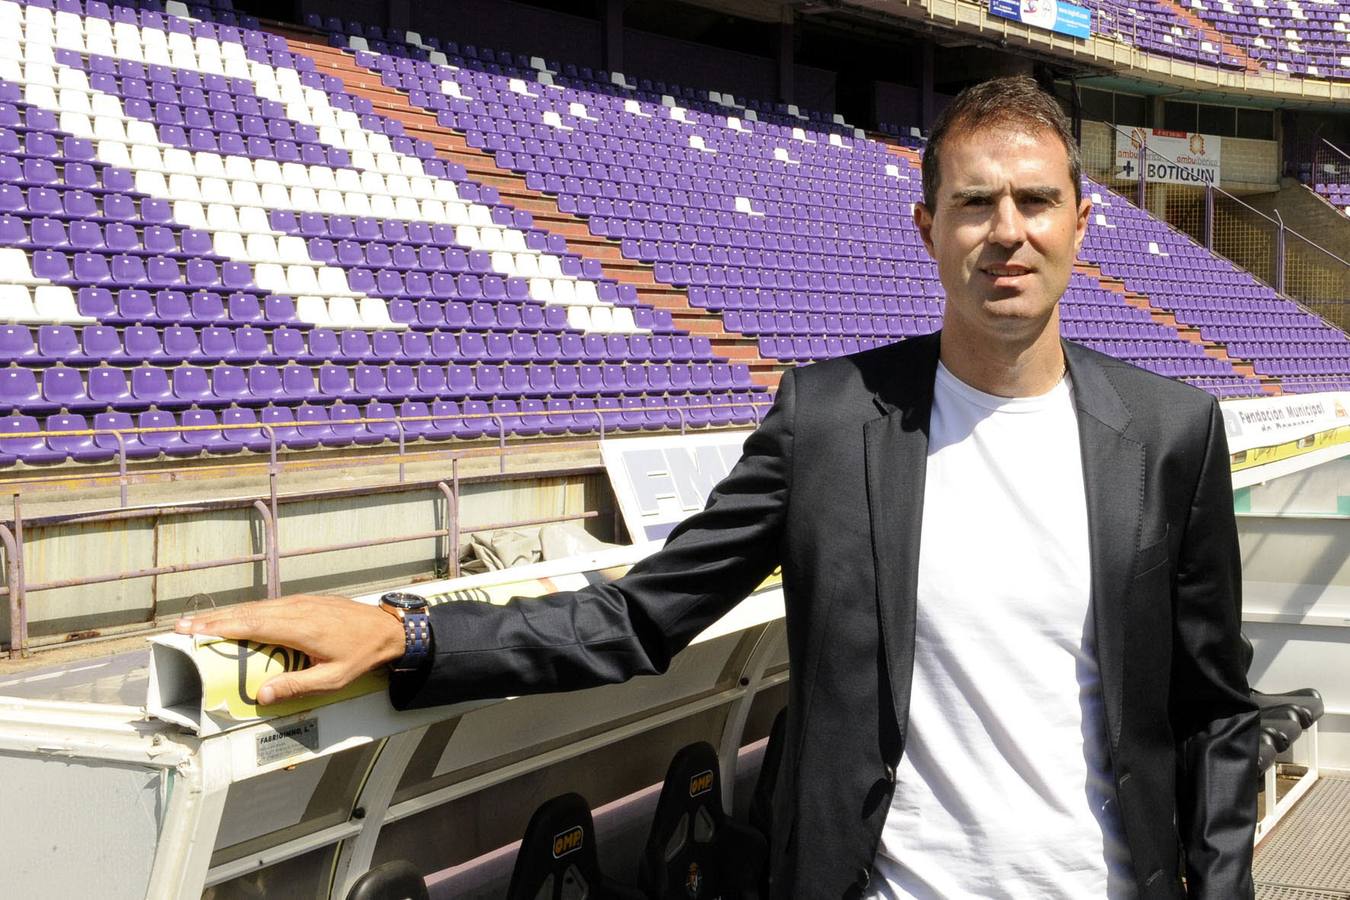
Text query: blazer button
884 764 896 785
857 866 871 889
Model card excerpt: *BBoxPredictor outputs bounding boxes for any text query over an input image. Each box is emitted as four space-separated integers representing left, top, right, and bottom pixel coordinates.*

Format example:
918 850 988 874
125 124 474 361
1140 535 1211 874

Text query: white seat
259 183 290 210
588 305 614 331
129 144 164 173
254 159 283 184
232 179 263 207
238 207 271 234
444 203 470 226
573 281 599 305
199 177 232 204
33 286 94 324
134 170 169 197
455 225 480 248
394 197 421 219
358 297 405 330
126 120 158 146
289 186 320 211
316 189 344 212
171 200 206 229
344 192 372 217
565 305 591 330
333 169 362 192
193 153 226 179
552 279 577 305
162 147 197 175
419 199 446 221
277 237 311 266
318 268 355 296
56 88 91 116
538 255 563 279
612 307 638 332
327 297 362 328
286 266 321 296
369 194 397 218
213 232 247 259
408 176 433 197
359 171 387 195
368 133 393 155
166 174 201 203
206 204 241 233
529 277 555 304
502 230 528 253
308 166 336 191
511 253 539 278
24 84 58 111
294 296 332 327
94 137 128 166
245 234 282 264
0 285 39 322
433 181 460 203
467 204 493 227
478 227 505 252
281 162 311 188
253 264 287 293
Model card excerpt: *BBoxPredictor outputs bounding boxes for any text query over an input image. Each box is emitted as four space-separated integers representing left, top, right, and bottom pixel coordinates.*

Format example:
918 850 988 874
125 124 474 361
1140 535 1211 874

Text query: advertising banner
989 0 1092 39
1114 127 1222 186
1221 391 1350 458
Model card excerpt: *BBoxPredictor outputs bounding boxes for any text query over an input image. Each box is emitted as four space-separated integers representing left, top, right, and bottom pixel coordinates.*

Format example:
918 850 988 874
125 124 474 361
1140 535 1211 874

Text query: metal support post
252 499 280 600
1 521 22 659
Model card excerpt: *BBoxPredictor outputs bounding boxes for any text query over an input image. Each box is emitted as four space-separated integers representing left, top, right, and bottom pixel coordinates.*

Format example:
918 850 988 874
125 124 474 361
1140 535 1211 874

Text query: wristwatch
379 591 432 674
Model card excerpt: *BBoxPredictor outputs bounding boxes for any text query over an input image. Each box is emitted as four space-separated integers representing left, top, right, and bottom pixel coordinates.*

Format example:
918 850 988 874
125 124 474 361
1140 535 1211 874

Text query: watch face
381 591 428 611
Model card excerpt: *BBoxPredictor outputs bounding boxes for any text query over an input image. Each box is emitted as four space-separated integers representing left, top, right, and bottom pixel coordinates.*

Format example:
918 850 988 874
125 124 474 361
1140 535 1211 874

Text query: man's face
914 125 1091 346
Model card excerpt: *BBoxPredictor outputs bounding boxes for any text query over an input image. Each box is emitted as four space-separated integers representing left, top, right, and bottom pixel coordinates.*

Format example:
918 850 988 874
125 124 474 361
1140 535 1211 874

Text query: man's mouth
982 264 1033 277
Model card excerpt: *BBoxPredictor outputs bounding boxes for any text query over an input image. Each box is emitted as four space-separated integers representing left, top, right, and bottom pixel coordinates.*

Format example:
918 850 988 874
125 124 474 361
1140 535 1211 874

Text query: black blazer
393 333 1259 899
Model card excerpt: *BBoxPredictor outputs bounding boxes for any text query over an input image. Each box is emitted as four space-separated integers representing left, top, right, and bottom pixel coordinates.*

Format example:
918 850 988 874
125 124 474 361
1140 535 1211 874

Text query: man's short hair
920 75 1081 210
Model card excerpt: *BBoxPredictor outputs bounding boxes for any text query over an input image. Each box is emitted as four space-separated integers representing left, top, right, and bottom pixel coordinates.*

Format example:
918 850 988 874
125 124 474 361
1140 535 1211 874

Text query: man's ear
1074 196 1092 255
914 201 935 258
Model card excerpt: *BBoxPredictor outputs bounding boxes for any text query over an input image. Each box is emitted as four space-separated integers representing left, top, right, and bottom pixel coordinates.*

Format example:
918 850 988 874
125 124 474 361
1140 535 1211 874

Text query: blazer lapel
1064 341 1142 752
864 333 940 740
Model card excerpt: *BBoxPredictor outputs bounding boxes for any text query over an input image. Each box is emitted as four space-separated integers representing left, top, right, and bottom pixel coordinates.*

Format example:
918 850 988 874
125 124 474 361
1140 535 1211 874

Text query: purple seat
1 415 65 464
362 401 401 443
181 408 230 454
295 405 347 447
138 410 197 457
171 366 214 405
0 326 37 364
41 365 99 412
220 407 274 453
259 405 319 450
330 402 382 446
1 367 54 414
92 411 155 459
48 413 115 463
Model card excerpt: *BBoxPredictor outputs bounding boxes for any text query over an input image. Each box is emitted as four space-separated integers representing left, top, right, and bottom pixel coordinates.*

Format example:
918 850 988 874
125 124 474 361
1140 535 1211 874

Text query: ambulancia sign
1114 127 1222 187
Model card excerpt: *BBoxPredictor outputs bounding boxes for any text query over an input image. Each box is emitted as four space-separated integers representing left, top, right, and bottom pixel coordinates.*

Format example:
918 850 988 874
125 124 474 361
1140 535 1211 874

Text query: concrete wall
3 471 614 648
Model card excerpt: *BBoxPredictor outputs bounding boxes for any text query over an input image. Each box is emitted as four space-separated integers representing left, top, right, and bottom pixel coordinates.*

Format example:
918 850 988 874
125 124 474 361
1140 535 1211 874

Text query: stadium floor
1256 774 1350 899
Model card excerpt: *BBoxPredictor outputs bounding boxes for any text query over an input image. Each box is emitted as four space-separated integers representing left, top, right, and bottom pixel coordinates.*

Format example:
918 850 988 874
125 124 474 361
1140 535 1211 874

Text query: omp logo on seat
552 826 584 858
688 770 715 797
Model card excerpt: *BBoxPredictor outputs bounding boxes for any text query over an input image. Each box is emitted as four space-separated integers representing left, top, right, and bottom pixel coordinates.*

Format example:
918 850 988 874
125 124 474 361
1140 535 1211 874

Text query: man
178 76 1258 898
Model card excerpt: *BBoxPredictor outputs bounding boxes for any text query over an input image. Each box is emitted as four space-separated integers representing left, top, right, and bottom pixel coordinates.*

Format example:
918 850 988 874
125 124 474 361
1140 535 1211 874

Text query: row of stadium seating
1 0 1347 466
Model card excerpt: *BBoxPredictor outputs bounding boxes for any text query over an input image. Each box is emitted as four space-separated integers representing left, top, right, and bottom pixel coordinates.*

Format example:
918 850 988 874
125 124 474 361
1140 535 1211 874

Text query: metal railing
1081 124 1349 331
0 397 773 658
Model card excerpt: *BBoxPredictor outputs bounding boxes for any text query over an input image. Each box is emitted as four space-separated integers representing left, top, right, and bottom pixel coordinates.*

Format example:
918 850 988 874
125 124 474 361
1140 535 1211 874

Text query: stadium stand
0 0 1344 470
1193 0 1350 80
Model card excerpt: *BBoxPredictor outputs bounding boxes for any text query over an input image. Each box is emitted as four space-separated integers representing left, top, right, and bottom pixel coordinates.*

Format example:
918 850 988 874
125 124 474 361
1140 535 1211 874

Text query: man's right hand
175 594 406 705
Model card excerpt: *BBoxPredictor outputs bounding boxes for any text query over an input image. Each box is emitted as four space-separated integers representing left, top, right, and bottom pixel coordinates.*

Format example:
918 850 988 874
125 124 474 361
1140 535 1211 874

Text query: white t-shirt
868 362 1133 899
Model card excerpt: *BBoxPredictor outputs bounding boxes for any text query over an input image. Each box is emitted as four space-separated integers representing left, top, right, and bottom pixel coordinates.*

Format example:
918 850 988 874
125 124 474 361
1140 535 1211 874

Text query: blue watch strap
391 611 432 673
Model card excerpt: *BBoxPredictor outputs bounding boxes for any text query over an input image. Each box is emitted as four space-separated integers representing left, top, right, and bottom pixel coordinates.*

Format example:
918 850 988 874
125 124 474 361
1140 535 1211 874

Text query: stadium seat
505 793 644 900
344 860 429 900
639 742 767 899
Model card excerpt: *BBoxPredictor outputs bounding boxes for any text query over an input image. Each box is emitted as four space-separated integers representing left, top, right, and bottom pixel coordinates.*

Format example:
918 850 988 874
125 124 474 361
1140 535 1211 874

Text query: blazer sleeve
1170 397 1260 899
390 370 796 710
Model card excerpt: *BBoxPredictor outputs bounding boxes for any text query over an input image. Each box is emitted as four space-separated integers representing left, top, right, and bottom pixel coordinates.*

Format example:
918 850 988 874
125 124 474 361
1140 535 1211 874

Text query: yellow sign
195 636 388 721
1230 424 1350 473
689 770 715 797
552 826 584 858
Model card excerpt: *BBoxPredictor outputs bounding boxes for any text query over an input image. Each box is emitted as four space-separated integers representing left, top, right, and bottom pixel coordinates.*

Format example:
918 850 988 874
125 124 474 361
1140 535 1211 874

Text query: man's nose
988 197 1026 247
